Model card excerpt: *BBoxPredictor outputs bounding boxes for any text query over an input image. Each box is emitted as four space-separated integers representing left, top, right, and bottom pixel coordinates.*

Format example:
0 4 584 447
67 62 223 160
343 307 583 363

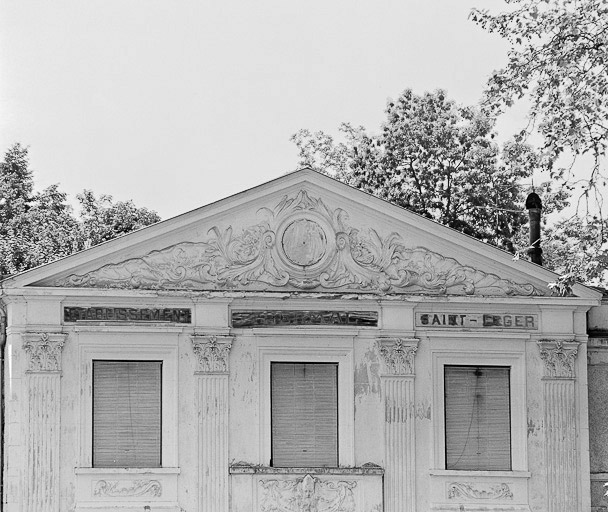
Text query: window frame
430 336 527 472
258 335 355 467
270 361 339 467
78 333 179 468
92 359 164 468
443 364 512 471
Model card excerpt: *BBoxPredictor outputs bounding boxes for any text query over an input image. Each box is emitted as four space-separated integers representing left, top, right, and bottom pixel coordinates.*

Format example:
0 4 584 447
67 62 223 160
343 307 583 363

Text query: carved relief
377 338 419 376
191 335 233 373
538 340 579 378
93 479 162 498
447 482 513 500
259 474 356 512
54 190 544 297
22 332 67 372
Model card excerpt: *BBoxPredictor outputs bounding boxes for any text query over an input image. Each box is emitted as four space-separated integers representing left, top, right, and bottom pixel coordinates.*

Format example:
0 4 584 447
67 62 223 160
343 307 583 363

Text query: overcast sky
1 0 516 220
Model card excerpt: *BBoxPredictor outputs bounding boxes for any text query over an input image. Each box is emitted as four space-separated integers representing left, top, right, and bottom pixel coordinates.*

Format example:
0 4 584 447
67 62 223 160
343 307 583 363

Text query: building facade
0 170 600 512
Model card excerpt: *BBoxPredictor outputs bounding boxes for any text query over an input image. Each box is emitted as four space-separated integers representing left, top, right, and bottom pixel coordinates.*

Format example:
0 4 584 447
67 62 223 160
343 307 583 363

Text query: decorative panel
54 190 543 296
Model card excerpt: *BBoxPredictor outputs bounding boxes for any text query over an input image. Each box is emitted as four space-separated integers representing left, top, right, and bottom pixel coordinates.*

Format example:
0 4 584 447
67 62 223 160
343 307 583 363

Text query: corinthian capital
537 339 579 379
22 332 68 372
377 337 419 376
191 334 234 373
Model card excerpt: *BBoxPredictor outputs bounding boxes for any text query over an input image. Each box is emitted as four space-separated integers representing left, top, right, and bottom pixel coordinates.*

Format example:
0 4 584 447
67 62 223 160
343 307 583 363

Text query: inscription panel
232 310 378 328
64 307 191 323
416 312 538 330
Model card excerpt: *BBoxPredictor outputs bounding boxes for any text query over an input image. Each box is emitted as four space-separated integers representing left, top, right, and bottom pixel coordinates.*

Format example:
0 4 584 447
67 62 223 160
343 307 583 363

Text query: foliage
471 0 608 211
77 190 160 248
292 89 567 250
543 216 608 284
0 144 161 278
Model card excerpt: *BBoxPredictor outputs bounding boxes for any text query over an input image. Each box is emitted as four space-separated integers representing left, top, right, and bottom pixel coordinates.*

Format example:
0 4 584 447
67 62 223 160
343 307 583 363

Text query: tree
292 89 567 251
471 0 608 210
77 190 160 248
0 144 161 277
471 0 608 284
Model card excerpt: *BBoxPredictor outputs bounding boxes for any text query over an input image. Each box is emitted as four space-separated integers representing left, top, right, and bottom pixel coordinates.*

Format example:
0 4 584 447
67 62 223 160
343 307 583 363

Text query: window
93 360 162 468
271 362 338 467
444 365 511 471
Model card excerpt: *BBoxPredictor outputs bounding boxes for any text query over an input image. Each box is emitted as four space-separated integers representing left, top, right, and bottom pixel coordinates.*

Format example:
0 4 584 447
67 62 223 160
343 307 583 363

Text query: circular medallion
281 219 327 267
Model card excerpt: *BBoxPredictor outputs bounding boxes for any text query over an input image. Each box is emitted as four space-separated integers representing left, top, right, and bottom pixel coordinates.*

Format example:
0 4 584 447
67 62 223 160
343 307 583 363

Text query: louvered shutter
444 366 511 470
271 363 338 467
93 360 162 468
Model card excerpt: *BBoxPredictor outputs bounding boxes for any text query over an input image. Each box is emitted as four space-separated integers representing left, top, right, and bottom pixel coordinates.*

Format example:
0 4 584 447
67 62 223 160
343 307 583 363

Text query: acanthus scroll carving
22 332 67 372
54 189 544 297
377 338 419 376
447 482 513 500
93 479 162 497
191 334 234 373
537 340 579 378
259 474 356 512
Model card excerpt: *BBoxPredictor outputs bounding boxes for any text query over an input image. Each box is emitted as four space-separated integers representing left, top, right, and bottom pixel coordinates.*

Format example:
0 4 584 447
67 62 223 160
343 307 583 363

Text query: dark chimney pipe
525 192 543 266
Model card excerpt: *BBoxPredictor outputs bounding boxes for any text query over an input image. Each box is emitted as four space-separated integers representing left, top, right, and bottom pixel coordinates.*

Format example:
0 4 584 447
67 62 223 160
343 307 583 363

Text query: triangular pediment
3 169 599 299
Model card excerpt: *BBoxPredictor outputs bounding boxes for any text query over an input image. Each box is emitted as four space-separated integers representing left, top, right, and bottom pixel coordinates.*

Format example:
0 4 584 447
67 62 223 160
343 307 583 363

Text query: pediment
7 170 597 298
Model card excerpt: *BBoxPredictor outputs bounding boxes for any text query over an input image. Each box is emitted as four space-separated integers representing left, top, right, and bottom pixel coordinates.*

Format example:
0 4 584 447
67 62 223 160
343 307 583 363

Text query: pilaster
377 337 419 512
22 332 67 512
538 339 579 512
191 334 234 512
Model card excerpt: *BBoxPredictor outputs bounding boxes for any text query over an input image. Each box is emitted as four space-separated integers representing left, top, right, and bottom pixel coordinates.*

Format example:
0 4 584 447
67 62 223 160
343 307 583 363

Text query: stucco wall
1 292 596 512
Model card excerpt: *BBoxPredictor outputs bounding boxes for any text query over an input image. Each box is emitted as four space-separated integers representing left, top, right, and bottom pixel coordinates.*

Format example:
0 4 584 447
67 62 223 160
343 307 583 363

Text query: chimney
525 192 543 266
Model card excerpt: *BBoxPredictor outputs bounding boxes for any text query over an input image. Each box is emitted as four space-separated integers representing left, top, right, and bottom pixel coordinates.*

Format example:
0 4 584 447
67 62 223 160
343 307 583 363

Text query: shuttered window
93 360 162 468
271 363 338 467
444 365 511 471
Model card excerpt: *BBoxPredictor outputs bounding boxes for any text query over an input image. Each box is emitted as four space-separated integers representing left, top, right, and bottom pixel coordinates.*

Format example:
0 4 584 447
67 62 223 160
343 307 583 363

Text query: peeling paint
354 348 381 398
527 418 543 437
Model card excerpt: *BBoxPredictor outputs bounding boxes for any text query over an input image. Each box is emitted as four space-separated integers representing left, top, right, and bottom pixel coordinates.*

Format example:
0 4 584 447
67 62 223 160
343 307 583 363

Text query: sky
1 0 516 220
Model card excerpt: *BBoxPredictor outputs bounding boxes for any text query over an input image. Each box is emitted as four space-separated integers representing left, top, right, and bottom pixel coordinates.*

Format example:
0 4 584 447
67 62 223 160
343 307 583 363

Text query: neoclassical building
0 169 601 512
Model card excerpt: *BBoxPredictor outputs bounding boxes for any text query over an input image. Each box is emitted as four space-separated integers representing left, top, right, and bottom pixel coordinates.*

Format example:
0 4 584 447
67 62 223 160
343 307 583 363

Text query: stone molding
377 337 419 376
537 340 579 379
22 332 67 373
190 334 234 373
54 189 544 297
229 464 384 475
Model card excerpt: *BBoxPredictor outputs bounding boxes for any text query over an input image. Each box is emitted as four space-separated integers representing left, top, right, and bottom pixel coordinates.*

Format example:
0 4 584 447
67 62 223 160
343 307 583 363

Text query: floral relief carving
447 482 513 500
54 190 544 297
93 479 162 498
537 340 579 378
191 335 233 373
377 338 419 376
22 332 67 372
259 474 356 512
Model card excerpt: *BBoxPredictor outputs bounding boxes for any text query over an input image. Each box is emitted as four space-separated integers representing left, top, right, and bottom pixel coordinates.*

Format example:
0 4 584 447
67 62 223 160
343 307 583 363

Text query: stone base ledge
229 463 384 475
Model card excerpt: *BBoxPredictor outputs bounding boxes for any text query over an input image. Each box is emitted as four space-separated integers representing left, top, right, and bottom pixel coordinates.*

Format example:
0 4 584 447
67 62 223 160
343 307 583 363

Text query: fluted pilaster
191 334 234 512
538 340 579 512
22 332 67 512
377 337 418 512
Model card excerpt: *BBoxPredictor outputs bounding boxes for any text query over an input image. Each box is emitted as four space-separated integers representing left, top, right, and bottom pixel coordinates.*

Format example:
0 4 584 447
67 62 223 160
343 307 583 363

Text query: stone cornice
376 337 419 376
537 339 579 379
190 334 234 373
22 332 68 373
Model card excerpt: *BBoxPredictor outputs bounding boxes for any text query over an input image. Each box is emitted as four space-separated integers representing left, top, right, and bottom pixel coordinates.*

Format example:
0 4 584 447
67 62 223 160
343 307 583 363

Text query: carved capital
537 340 579 379
22 332 67 373
377 337 419 376
191 334 234 373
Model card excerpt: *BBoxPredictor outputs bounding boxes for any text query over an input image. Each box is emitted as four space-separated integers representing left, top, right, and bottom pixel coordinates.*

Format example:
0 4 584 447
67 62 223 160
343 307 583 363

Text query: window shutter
444 366 511 471
93 360 162 468
271 363 338 467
